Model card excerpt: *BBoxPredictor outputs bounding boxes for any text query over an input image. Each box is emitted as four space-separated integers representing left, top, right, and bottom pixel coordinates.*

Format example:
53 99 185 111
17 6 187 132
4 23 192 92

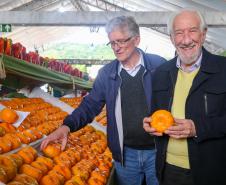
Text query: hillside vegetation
39 43 115 60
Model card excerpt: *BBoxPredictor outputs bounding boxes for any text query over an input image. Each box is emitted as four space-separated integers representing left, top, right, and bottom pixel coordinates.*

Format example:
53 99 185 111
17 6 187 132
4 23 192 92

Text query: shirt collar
176 52 202 72
118 50 144 74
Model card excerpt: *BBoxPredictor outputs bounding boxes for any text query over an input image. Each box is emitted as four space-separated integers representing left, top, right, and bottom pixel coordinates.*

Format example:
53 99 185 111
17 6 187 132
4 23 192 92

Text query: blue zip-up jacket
63 48 166 162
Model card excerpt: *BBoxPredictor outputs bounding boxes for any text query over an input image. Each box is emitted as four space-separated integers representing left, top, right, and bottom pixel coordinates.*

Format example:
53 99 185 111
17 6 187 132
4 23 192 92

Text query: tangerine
151 110 174 133
0 108 18 124
42 143 61 158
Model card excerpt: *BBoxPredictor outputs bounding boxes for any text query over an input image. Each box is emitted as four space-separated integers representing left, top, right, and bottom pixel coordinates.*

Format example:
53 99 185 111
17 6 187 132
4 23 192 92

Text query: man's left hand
164 118 196 139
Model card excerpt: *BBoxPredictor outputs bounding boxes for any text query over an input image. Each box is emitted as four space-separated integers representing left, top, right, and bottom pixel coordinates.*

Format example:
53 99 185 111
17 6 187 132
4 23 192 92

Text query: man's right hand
40 125 70 151
143 117 163 136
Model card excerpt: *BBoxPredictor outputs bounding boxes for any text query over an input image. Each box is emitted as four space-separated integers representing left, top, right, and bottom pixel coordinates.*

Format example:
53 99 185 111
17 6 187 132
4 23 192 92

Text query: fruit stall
0 37 93 93
0 54 93 91
0 38 115 185
0 97 114 185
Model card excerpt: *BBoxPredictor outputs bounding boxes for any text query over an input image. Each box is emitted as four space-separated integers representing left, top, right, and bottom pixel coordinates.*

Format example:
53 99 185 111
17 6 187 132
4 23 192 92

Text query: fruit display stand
0 54 93 91
52 97 117 185
25 87 74 114
59 98 117 185
0 127 113 185
44 96 116 185
0 97 114 185
106 165 116 185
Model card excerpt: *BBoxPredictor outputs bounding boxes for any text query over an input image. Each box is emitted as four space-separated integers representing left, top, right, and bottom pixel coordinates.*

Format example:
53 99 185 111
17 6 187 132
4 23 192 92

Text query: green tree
39 43 115 60
221 51 226 56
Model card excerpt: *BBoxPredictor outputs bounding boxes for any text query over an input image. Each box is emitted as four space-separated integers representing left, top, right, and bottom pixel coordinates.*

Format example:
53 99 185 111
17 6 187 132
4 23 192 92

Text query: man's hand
164 118 196 139
40 125 70 151
143 117 163 136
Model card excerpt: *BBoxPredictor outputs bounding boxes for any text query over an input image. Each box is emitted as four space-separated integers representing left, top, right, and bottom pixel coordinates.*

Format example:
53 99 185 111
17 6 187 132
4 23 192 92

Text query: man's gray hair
167 9 208 34
105 16 140 37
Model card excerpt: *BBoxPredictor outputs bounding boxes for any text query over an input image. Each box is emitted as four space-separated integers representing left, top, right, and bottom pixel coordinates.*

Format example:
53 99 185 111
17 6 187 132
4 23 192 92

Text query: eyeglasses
107 37 133 48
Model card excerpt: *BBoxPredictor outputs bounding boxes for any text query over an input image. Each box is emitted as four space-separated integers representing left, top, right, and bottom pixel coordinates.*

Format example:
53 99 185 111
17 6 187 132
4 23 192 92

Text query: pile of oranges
0 125 112 185
0 97 112 185
0 98 68 154
59 97 83 108
59 97 108 126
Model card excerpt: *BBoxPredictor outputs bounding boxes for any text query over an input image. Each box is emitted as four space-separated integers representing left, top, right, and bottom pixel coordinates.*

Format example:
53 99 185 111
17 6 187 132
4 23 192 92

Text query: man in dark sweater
41 16 166 185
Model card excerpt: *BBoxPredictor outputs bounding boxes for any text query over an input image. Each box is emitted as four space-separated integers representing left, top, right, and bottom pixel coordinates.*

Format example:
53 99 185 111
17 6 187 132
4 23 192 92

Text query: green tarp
0 54 93 90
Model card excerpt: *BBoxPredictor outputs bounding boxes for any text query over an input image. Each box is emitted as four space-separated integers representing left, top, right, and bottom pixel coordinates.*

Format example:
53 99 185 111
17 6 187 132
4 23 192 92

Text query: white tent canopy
0 0 225 57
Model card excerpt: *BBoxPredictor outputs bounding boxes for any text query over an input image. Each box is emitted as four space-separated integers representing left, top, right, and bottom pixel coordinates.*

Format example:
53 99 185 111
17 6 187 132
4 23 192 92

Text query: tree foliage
39 43 115 60
221 50 226 56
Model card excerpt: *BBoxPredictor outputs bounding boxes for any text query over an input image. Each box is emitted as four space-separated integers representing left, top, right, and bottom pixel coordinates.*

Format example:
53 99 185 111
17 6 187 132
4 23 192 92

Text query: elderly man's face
107 29 140 63
170 11 207 65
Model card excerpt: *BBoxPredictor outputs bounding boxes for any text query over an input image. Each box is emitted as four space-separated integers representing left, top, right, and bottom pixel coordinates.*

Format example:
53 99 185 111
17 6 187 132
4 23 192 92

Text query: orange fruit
13 174 38 185
52 164 72 180
36 156 54 170
31 161 48 174
40 174 61 185
0 126 5 136
17 150 35 164
0 122 16 133
19 164 43 182
0 155 17 182
42 143 61 158
151 110 174 133
0 108 18 124
8 154 24 169
0 137 12 153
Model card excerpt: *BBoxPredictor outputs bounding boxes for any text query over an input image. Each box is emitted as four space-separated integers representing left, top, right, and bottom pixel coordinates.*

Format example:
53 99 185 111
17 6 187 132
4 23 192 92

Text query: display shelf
90 120 107 133
107 165 117 185
0 54 93 90
27 87 74 114
3 136 46 155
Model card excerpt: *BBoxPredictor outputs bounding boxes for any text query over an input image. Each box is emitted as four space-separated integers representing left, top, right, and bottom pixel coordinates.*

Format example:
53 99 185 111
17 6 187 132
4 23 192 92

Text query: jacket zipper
204 94 208 115
117 74 124 166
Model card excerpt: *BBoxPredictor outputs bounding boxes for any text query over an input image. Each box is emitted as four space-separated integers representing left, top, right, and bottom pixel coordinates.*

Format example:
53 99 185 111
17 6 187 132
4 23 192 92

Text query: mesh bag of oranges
150 110 174 133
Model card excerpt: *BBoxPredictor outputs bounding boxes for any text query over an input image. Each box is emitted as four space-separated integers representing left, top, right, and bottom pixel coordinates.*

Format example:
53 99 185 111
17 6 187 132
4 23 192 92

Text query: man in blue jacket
41 16 166 185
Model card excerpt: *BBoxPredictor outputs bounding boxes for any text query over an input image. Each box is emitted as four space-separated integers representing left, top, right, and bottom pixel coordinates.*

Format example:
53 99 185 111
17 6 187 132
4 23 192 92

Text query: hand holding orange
150 110 174 133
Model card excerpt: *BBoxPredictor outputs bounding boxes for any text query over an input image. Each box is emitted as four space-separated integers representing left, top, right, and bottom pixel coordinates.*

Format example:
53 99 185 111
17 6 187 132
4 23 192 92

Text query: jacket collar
160 47 220 95
109 48 153 80
199 47 219 74
162 47 220 74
